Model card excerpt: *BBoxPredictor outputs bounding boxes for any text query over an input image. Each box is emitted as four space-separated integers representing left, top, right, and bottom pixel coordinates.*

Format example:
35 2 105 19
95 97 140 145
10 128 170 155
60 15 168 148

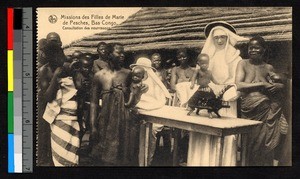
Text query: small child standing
190 54 212 90
71 54 94 139
188 54 216 118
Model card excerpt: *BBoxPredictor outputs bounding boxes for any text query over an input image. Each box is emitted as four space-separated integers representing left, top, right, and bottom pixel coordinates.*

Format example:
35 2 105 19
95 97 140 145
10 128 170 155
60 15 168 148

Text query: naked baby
125 66 149 110
188 53 230 118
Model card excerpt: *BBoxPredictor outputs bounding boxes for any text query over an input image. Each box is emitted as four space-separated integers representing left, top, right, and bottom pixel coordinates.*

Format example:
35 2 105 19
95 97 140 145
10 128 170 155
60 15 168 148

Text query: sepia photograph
36 7 292 167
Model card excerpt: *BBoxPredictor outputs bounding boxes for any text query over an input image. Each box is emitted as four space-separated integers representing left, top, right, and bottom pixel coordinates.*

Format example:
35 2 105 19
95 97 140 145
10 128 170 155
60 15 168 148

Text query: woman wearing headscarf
187 21 248 166
130 57 172 166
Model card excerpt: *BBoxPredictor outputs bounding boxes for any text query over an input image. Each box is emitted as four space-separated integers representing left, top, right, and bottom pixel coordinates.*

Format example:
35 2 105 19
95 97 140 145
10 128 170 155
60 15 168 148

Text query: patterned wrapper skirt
50 120 80 166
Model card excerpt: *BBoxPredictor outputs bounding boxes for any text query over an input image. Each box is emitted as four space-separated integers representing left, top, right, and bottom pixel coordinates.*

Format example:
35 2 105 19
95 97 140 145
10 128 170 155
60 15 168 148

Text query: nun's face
213 29 228 49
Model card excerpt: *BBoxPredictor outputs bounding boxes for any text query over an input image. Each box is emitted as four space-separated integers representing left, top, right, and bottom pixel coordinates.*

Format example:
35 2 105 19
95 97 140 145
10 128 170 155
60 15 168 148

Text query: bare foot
208 112 213 119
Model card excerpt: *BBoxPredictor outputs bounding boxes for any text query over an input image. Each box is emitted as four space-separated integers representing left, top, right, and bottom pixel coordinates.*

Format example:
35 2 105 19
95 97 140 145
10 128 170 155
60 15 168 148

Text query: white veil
201 26 248 85
135 59 171 110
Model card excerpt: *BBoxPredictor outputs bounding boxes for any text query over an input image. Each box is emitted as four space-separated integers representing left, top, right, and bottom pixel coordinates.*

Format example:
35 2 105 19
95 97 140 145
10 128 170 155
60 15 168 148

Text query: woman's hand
190 84 195 89
53 67 63 78
251 80 261 83
266 83 284 94
261 81 272 88
169 88 176 93
141 84 149 93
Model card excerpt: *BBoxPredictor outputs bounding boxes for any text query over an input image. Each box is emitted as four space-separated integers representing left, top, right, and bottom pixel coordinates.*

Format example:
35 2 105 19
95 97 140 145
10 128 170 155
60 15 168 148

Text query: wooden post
138 122 152 166
172 129 180 166
145 122 152 166
215 136 225 166
241 133 248 166
139 122 146 166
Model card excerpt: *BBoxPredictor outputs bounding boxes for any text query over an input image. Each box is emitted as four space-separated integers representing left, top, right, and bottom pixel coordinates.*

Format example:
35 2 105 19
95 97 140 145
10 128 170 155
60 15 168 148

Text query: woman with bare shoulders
170 49 197 107
38 33 65 166
235 36 287 166
89 43 140 166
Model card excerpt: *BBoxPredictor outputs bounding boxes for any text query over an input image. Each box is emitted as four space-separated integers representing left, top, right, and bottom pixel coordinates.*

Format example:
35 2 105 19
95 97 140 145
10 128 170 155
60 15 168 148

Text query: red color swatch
7 8 13 50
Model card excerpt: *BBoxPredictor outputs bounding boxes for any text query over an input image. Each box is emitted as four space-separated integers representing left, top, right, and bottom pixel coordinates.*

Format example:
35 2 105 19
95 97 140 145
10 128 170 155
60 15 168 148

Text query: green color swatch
8 92 14 133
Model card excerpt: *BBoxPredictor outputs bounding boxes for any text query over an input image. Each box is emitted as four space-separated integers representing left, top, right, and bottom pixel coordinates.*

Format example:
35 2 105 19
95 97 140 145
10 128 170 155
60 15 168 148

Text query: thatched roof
64 7 292 55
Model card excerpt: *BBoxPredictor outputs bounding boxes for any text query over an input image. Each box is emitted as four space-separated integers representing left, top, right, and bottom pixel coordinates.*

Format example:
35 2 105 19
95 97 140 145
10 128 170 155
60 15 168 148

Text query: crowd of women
37 21 289 167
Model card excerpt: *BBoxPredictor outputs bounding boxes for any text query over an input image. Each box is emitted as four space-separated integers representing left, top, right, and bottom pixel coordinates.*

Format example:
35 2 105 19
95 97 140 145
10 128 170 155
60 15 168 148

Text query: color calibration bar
8 7 14 173
8 7 23 173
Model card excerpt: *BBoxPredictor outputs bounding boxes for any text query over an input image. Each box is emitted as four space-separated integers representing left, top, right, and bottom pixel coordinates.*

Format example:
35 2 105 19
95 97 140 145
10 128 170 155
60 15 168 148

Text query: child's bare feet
208 112 213 118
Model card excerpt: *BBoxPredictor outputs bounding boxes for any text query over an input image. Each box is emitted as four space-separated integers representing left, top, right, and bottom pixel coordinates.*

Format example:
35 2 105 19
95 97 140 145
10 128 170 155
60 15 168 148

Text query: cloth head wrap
134 58 171 110
202 26 248 64
201 26 248 84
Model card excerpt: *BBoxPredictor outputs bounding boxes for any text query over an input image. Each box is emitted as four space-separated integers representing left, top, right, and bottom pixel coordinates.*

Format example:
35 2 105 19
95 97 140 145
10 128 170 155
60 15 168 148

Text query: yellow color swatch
8 50 13 91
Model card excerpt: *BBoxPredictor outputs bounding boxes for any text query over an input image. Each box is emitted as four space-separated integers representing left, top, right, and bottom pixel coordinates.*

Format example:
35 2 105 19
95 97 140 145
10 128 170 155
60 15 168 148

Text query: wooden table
138 105 262 166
